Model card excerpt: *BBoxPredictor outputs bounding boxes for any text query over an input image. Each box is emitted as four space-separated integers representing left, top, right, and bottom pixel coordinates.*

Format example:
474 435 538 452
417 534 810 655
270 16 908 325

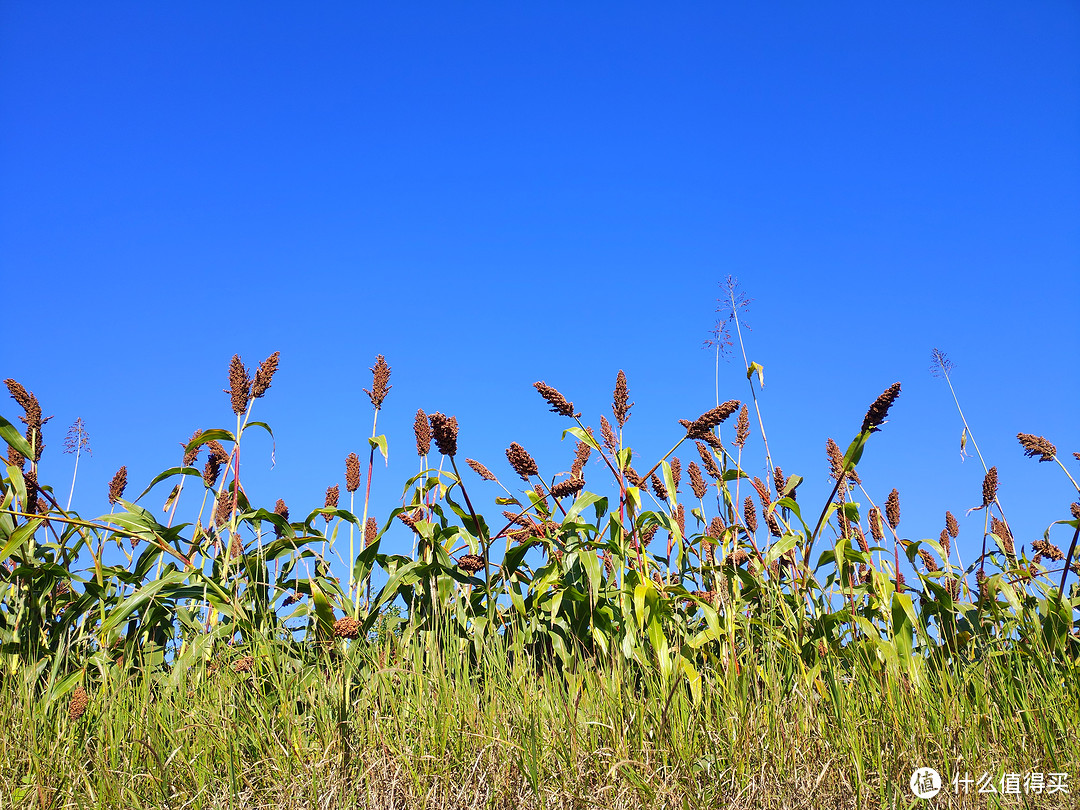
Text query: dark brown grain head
669 457 681 490
600 416 619 454
885 489 901 530
251 351 280 399
734 404 750 449
506 442 538 481
414 409 431 456
363 355 392 411
991 517 1014 555
108 466 128 505
727 548 750 567
854 525 869 554
650 473 668 501
743 496 758 533
333 617 361 639
675 503 685 536
695 441 722 480
623 464 642 489
345 452 361 493
227 355 251 415
1032 539 1065 562
765 511 782 537
466 458 497 481
203 455 223 488
982 467 998 508
686 400 740 439
273 498 289 537
429 413 458 457
1017 433 1056 462
945 511 959 539
214 495 231 528
550 478 585 499
868 506 885 541
612 370 633 428
8 444 25 471
232 655 254 674
688 462 708 498
751 476 770 506
182 430 203 467
708 516 725 539
364 517 379 547
68 686 89 720
640 523 659 547
571 431 592 478
939 529 951 560
458 554 485 574
1072 502 1080 521
397 511 419 531
826 438 845 481
324 484 340 514
918 548 939 573
534 381 576 418
861 382 901 434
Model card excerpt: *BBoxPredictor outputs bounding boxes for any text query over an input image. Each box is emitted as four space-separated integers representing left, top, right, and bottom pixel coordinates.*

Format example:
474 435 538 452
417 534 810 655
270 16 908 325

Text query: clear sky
2 3 1078 582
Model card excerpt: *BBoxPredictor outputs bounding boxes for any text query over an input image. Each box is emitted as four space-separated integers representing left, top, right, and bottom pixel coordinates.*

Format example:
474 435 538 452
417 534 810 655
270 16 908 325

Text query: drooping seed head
227 355 251 415
550 478 585 499
945 511 959 539
688 462 708 498
506 442 538 481
982 467 998 508
429 412 458 457
686 400 740 439
108 466 128 505
533 381 576 418
1017 433 1056 462
251 351 280 399
414 409 431 456
612 370 633 428
861 382 901 434
1031 539 1065 562
885 489 901 530
727 549 750 567
766 511 782 537
695 442 722 480
734 404 750 449
466 458 497 481
457 554 485 574
345 453 361 493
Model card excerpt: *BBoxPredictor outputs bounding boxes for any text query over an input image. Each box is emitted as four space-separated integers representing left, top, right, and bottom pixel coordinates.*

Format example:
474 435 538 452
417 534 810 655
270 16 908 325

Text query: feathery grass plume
868 506 885 541
930 348 955 378
364 355 392 410
885 489 901 530
1032 539 1065 562
251 351 280 398
743 496 758 533
458 554 485 574
982 467 998 508
939 529 951 560
8 445 25 471
345 453 361 493
571 431 592 478
650 473 668 500
612 370 633 428
227 355 251 415
991 517 1014 556
533 381 577 417
506 443 538 481
333 617 361 639
861 382 902 434
854 525 869 554
675 503 685 536
734 404 750 449
686 400 740 439
670 457 681 489
107 466 128 505
324 485 340 519
688 462 708 498
624 465 643 488
599 416 619 454
466 458 497 481
68 686 89 720
232 656 254 674
918 549 939 573
550 478 585 499
1017 433 1056 462
429 412 458 457
273 498 289 538
182 430 203 466
695 441 722 480
414 409 431 456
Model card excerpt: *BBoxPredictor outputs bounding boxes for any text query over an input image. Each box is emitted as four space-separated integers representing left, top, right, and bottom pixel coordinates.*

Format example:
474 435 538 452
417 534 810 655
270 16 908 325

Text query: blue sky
2 2 1078 582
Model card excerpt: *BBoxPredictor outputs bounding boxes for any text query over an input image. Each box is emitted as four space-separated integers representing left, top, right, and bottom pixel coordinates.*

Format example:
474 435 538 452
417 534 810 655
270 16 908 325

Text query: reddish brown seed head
982 467 998 508
868 506 885 541
345 453 361 493
1017 433 1056 462
182 430 203 467
885 489 901 530
466 458 497 481
686 401 740 439
273 498 289 537
669 457 681 490
458 554 485 574
333 617 361 639
251 351 280 399
612 370 633 428
734 404 750 449
533 381 576 418
363 355 392 411
550 478 585 499
108 466 128 506
364 517 379 547
506 442 538 481
743 496 758 533
600 416 619 454
414 409 431 456
68 686 89 720
324 485 339 519
688 462 708 499
695 442 722 480
429 413 458 457
861 382 901 434
945 511 959 539
650 473 668 501
227 355 251 415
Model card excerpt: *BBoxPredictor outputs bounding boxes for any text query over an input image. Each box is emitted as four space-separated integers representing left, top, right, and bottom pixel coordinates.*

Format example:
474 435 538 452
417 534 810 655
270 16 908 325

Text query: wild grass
1 280 1079 808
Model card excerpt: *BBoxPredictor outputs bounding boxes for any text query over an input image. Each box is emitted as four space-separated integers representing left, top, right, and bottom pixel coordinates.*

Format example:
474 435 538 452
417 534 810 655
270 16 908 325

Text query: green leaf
133 467 204 502
0 416 33 458
369 434 389 463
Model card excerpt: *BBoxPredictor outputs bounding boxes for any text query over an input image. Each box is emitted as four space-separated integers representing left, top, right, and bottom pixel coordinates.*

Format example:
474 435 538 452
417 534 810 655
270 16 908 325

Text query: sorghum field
2 301 1078 810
